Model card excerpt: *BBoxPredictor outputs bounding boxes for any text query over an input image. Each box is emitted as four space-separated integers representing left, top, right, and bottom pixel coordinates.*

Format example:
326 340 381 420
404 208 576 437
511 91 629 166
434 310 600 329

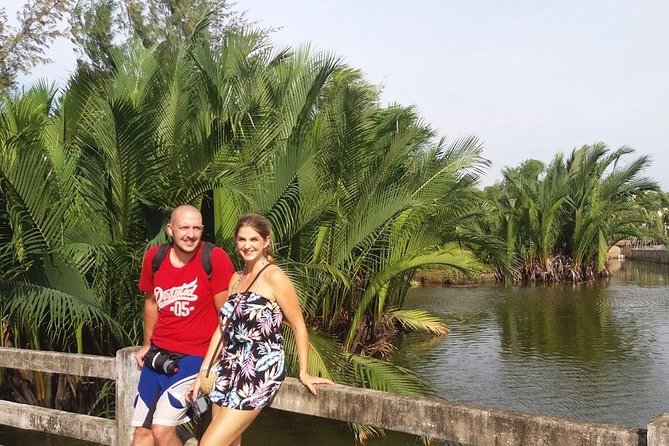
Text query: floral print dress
209 273 286 410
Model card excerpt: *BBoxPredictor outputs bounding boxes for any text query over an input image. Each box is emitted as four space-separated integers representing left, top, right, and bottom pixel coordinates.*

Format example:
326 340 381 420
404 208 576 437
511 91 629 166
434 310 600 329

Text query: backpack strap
151 241 215 279
151 243 171 278
201 241 214 278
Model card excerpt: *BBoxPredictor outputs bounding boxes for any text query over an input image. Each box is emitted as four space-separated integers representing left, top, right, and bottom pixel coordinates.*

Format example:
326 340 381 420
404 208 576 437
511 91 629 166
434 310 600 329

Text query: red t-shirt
138 242 234 356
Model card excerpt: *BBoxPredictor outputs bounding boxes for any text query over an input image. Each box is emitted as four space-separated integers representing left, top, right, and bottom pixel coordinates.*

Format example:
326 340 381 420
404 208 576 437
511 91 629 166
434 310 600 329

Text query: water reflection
0 427 98 445
396 259 669 428
495 284 629 362
615 258 669 286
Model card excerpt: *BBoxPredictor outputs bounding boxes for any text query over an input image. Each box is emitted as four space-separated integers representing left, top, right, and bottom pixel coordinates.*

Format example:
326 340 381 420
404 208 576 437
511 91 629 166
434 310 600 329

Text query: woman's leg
198 406 261 446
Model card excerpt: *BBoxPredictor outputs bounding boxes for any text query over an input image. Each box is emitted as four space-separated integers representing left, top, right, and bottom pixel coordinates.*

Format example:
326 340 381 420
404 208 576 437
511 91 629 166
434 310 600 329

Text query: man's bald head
170 204 201 224
167 205 204 256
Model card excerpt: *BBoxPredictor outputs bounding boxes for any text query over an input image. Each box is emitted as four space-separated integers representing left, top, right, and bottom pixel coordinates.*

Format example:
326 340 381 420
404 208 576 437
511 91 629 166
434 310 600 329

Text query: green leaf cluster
479 144 661 281
0 0 71 91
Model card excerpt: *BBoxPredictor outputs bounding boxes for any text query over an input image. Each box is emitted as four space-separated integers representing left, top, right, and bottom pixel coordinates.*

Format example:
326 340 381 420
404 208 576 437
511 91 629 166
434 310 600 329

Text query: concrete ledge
0 347 662 446
0 347 116 380
621 247 669 264
116 347 140 446
0 400 115 445
649 414 669 446
271 378 646 446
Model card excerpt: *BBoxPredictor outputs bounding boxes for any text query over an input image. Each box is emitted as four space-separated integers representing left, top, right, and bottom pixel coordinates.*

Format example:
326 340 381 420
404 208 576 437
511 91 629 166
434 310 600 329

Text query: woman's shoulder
227 271 242 287
261 264 296 302
263 263 289 283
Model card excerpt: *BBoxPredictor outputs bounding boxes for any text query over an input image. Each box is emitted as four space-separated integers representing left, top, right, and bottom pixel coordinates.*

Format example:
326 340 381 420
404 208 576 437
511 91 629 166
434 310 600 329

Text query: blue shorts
131 355 203 428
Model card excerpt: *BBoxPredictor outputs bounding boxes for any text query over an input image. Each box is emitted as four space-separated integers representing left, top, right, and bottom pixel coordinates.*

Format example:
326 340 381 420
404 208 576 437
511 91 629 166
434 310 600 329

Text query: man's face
167 209 204 255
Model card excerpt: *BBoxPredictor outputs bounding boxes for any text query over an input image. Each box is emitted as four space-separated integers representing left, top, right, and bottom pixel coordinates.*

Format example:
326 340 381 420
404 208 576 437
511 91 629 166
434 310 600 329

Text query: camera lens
191 395 209 416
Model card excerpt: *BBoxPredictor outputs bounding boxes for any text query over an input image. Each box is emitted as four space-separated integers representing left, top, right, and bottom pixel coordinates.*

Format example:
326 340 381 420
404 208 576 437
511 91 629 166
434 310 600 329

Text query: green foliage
0 0 71 91
482 143 660 281
69 0 117 70
68 0 252 70
630 189 669 236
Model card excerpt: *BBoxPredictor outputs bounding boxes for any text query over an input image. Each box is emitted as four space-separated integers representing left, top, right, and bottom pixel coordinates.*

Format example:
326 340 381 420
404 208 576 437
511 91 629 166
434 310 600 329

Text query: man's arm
134 292 158 369
213 290 228 312
210 247 235 311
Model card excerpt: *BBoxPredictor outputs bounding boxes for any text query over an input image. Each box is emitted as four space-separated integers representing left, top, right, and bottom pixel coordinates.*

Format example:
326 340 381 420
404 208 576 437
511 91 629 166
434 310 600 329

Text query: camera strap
203 263 272 378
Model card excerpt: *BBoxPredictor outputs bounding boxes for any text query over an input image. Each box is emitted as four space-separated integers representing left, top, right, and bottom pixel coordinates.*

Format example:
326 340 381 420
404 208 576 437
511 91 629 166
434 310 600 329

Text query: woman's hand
299 370 334 396
186 374 201 403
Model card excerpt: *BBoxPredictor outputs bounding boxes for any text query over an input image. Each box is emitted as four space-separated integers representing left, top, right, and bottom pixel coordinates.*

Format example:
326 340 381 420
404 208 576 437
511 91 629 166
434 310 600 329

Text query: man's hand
135 344 150 370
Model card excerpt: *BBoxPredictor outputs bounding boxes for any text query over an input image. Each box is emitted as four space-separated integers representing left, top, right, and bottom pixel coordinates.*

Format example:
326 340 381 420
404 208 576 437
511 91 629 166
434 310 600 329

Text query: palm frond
389 309 449 336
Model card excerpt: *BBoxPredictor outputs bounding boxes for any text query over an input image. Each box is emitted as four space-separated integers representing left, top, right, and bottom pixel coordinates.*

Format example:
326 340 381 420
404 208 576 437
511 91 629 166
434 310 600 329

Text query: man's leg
131 366 161 446
151 425 182 446
148 356 202 446
132 426 154 446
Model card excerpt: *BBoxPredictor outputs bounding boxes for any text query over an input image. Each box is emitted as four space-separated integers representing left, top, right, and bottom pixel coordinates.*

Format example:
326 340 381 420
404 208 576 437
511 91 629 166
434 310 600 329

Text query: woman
188 213 332 446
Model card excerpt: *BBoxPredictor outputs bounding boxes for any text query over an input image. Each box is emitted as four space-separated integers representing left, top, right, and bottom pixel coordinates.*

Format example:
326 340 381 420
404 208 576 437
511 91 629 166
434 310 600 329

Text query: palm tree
0 81 134 411
501 155 568 278
564 143 658 274
485 143 659 282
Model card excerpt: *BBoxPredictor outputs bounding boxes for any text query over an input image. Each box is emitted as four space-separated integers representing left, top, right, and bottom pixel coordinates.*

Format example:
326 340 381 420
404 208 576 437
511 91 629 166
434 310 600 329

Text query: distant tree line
475 147 663 282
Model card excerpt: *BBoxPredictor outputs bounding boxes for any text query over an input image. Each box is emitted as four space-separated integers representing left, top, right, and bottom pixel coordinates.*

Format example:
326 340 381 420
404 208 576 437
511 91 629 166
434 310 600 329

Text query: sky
4 0 668 189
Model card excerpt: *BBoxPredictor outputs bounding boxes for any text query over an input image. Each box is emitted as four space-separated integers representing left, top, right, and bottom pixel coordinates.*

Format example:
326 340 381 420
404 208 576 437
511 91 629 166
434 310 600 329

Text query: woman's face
236 226 270 263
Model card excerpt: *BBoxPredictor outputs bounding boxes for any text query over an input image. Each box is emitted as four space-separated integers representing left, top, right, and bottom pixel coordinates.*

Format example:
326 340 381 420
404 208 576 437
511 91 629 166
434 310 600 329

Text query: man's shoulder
207 245 234 282
143 244 164 259
145 244 163 252
208 244 232 260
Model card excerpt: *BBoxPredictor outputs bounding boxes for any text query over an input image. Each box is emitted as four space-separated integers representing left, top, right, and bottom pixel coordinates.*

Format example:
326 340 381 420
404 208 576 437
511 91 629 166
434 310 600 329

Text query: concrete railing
1 346 668 446
0 347 118 445
621 246 669 264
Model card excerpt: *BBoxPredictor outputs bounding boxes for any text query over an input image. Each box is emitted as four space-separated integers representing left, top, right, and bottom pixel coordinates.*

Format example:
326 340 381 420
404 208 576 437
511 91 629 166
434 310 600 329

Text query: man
132 204 234 446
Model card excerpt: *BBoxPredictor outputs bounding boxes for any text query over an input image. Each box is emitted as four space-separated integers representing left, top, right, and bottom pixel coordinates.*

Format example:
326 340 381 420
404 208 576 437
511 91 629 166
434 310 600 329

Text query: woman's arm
187 272 238 400
271 267 333 395
187 317 222 401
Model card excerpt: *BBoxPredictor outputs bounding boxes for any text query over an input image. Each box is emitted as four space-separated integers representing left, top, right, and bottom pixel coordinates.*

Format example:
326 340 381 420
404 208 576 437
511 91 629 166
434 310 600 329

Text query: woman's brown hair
234 213 275 262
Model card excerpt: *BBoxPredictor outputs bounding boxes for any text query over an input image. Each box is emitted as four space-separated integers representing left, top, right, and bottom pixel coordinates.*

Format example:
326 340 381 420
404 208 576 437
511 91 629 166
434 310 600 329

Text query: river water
2 259 668 445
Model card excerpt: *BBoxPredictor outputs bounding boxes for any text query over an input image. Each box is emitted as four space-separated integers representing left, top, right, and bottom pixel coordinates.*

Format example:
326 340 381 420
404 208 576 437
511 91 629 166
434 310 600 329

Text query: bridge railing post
648 414 669 446
115 347 140 446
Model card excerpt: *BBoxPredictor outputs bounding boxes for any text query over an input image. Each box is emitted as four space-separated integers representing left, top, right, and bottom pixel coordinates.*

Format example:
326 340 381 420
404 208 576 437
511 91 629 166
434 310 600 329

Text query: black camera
143 345 180 375
191 394 210 417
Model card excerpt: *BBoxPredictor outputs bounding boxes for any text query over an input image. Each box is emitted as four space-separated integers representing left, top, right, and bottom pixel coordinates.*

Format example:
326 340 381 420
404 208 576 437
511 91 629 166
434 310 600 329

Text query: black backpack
151 241 215 279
